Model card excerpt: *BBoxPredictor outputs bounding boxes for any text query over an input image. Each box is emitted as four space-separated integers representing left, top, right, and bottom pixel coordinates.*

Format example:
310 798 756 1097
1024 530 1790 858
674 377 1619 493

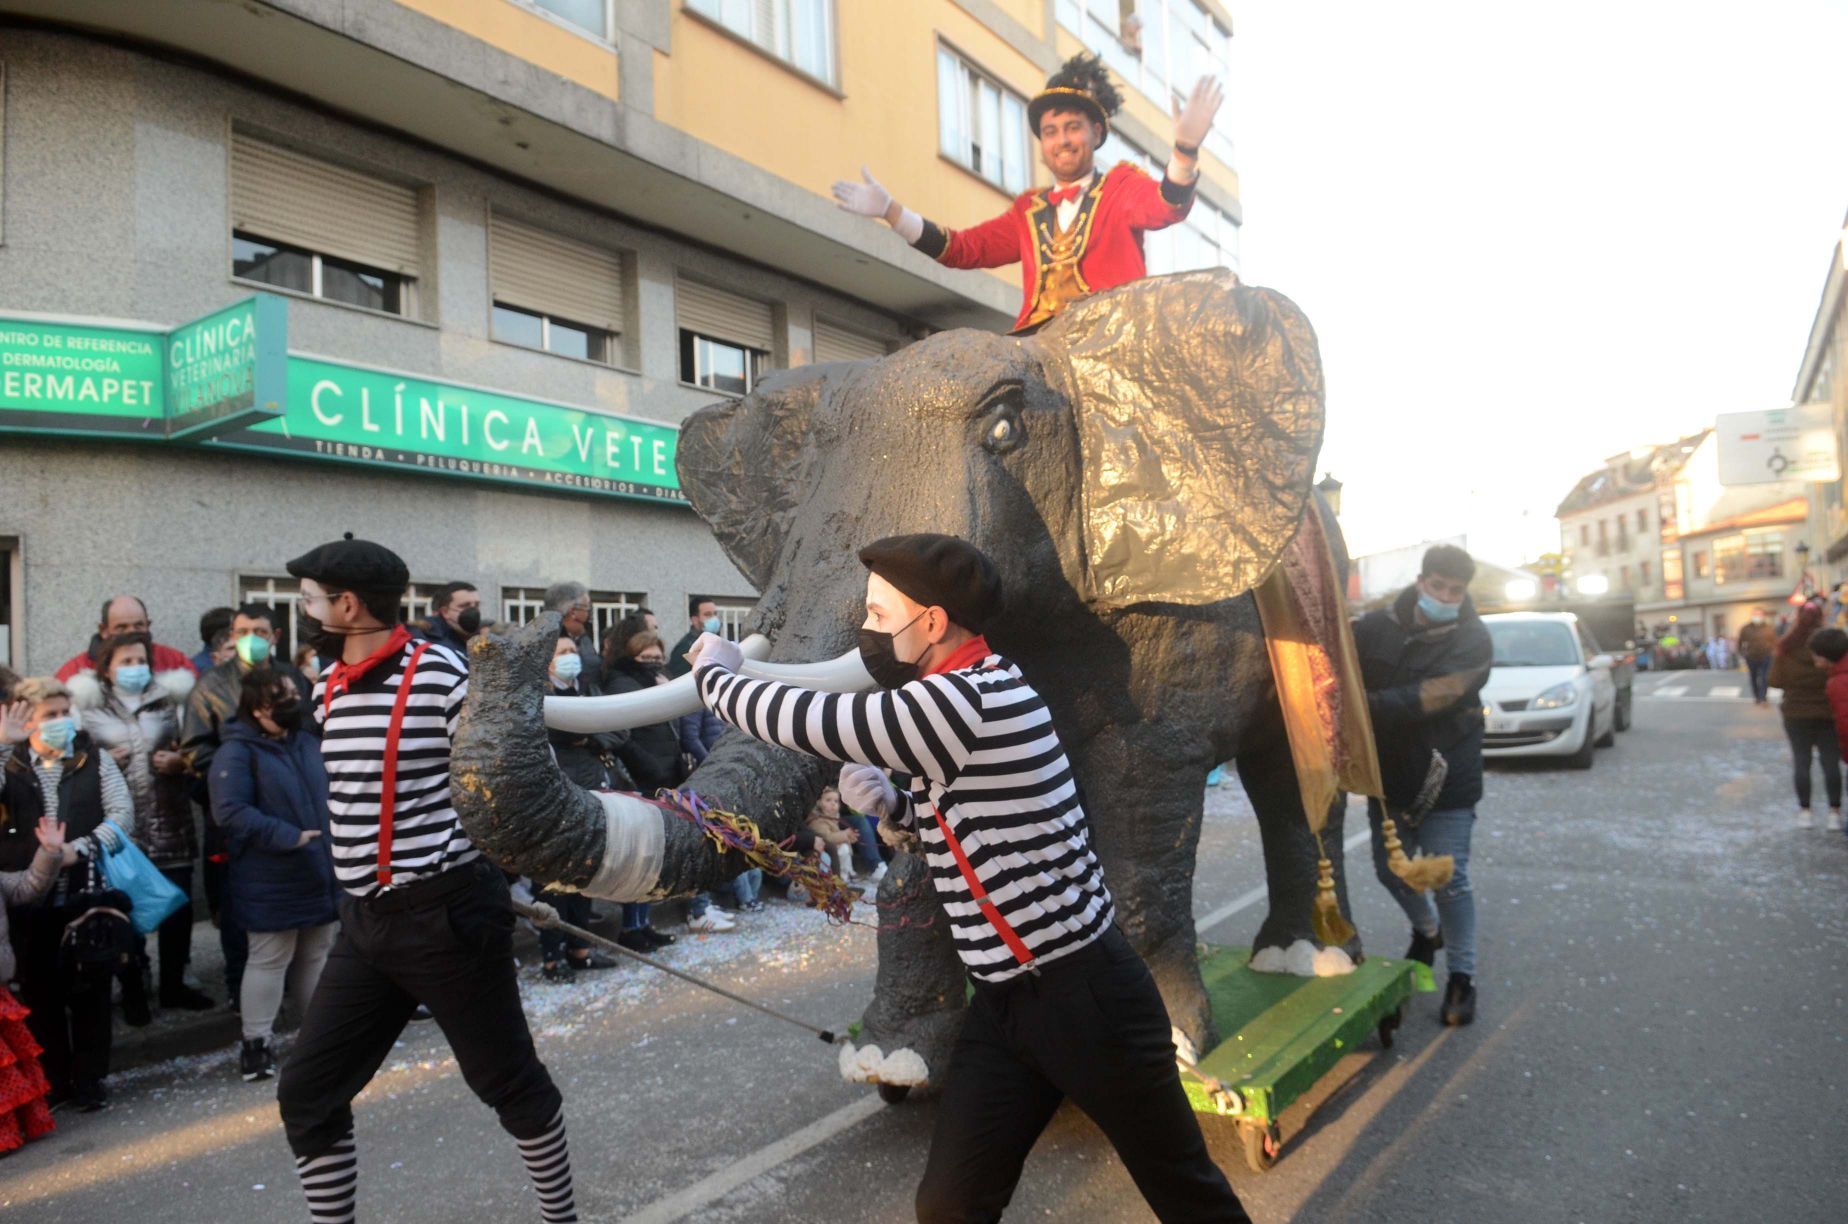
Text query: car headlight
1531 682 1579 710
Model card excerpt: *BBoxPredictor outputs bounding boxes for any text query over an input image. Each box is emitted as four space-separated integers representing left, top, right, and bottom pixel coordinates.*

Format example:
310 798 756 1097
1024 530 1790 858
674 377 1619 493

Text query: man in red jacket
54 595 198 682
832 52 1223 334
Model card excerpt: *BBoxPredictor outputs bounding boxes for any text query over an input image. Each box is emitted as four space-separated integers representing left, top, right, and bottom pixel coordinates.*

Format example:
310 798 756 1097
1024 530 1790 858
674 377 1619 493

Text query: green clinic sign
0 298 684 504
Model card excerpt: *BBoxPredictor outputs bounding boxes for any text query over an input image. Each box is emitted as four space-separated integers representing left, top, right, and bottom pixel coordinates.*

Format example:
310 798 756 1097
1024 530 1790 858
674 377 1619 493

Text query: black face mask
270 699 303 731
298 612 344 661
456 607 482 636
635 660 665 678
858 610 928 690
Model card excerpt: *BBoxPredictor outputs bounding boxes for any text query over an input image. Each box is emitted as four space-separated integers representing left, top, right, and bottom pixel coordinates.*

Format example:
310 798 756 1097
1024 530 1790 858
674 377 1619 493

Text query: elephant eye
984 414 1023 455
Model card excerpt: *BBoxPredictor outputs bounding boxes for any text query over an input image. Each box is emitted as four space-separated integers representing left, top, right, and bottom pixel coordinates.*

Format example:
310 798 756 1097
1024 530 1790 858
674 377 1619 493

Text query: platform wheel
1239 1121 1281 1173
1378 1004 1405 1050
877 1083 912 1106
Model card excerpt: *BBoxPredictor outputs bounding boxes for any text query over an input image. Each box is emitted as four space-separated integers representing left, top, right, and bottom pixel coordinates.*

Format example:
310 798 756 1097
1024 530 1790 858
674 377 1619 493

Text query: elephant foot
850 1003 965 1095
1249 938 1356 977
1141 932 1216 1058
838 1041 931 1087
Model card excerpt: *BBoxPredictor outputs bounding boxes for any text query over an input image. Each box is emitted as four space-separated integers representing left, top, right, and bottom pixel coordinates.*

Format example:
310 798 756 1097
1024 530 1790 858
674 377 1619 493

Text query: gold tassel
1380 812 1455 892
1310 836 1357 947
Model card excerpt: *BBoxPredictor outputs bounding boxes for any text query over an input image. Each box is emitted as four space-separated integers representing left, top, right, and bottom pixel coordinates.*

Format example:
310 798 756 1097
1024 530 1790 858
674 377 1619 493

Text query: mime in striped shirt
688 533 1248 1224
271 535 577 1224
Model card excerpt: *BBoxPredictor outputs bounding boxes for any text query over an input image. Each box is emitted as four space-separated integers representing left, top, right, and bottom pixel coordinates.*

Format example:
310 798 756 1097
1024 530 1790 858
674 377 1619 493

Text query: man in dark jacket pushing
1353 544 1493 1026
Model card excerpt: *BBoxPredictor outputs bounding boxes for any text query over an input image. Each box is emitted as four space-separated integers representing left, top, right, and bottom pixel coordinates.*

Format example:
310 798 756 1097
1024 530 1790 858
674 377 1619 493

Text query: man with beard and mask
276 535 578 1224
183 602 315 1012
1352 544 1493 1028
417 582 483 659
831 52 1222 335
684 533 1249 1223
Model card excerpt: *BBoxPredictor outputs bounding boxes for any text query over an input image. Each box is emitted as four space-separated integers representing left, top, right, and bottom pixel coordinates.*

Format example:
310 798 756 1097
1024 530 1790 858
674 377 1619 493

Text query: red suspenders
374 641 432 889
929 804 1036 969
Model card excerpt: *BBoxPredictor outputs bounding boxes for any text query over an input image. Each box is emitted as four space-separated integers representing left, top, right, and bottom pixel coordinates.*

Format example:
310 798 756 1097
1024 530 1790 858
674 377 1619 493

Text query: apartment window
813 318 894 364
677 279 775 393
489 213 625 365
1635 508 1648 532
501 587 548 626
1579 525 1591 547
1744 530 1783 580
501 588 645 652
520 0 610 39
688 0 836 86
240 576 432 655
1714 536 1746 584
1640 560 1652 588
0 536 15 669
1619 565 1631 592
230 132 421 316
1058 0 1236 167
1662 548 1685 601
1692 550 1710 579
1114 135 1239 274
711 598 756 642
937 46 1030 195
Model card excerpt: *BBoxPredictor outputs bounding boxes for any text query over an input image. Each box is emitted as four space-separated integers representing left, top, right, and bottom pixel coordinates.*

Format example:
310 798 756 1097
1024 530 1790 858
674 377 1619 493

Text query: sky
1225 0 1848 566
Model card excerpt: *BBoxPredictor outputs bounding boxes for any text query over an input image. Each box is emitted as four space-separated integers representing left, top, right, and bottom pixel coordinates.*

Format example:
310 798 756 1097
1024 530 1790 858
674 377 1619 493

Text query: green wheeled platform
1182 946 1425 1172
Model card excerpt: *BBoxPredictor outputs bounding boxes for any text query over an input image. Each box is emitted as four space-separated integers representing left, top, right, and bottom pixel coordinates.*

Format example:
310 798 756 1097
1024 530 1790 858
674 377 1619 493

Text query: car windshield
1488 622 1581 667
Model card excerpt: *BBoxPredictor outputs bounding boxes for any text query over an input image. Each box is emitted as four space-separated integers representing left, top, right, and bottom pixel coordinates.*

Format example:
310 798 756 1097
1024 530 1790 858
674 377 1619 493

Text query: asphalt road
3 673 1843 1222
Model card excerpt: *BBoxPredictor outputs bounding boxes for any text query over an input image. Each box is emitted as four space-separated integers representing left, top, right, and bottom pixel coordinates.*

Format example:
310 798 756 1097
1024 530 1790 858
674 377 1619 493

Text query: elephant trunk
451 612 859 900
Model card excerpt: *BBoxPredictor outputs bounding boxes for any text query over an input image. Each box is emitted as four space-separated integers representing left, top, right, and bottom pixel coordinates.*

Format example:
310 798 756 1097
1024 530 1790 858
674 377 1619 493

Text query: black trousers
916 925 1248 1224
535 890 592 963
1783 716 1843 810
277 859 564 1160
10 908 114 1098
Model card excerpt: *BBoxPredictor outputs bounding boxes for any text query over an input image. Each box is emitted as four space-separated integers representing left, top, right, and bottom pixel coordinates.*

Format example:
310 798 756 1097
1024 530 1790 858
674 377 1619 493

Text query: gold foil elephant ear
1037 269 1326 610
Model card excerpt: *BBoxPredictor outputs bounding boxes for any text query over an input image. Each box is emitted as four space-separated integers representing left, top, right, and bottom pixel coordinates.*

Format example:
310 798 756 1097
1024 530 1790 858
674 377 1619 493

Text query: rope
511 899 846 1046
1172 1050 1243 1117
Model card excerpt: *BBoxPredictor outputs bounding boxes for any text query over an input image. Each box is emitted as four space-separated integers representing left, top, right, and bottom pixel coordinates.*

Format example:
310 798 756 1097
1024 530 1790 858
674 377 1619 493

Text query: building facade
0 0 1243 674
1798 212 1846 586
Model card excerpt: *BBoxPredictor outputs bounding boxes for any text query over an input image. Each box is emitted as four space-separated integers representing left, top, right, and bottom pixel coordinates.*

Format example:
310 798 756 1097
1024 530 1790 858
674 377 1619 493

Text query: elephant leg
849 850 966 1094
1234 715 1361 973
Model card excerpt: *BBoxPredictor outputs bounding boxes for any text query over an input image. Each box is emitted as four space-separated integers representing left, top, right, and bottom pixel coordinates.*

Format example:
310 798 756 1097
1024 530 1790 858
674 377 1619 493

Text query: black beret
858 534 1003 633
285 533 410 593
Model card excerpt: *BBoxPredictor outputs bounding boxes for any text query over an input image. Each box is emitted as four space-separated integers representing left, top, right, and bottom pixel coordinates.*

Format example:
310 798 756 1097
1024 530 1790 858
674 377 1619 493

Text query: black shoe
161 985 217 1012
541 961 577 983
1406 928 1445 967
1441 973 1477 1026
639 927 676 951
409 1003 435 1022
569 951 619 971
616 928 652 953
74 1081 109 1112
240 1037 276 1082
120 976 152 1028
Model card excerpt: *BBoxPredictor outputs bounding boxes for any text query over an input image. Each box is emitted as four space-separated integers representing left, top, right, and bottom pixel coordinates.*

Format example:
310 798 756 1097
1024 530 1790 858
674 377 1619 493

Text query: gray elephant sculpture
451 269 1358 1089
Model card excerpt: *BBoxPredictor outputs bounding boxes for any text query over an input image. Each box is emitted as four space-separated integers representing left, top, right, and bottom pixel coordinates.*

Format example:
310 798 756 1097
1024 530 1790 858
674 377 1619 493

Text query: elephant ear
1037 269 1325 609
676 366 832 591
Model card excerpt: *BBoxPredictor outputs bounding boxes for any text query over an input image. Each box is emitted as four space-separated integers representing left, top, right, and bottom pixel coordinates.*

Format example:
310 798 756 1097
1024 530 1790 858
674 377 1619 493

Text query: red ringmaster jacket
1826 656 1848 757
912 161 1195 332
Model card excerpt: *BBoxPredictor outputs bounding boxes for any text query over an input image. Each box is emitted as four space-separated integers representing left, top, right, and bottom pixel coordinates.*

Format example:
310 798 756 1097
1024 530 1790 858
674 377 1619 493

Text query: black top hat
1027 52 1123 148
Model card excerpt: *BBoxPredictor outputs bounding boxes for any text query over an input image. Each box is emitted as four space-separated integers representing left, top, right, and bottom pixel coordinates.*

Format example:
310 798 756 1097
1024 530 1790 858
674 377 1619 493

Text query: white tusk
543 636 876 733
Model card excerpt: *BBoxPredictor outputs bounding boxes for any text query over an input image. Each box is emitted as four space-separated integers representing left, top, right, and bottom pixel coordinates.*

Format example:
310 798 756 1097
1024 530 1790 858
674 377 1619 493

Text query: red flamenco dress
0 983 55 1153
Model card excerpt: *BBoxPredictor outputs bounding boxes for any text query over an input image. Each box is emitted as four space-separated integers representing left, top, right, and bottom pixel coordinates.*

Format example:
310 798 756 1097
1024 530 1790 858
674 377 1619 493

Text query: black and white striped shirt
312 639 479 897
695 650 1113 982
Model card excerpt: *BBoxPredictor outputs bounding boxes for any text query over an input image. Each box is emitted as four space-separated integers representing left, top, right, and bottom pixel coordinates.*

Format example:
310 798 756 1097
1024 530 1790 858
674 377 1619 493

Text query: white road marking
1655 686 1690 697
619 1094 886 1224
1709 685 1744 699
620 822 1373 1222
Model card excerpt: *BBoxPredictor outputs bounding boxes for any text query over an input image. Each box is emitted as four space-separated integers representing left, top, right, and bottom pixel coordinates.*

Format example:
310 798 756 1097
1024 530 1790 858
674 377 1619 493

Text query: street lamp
1315 473 1343 516
1795 540 1813 598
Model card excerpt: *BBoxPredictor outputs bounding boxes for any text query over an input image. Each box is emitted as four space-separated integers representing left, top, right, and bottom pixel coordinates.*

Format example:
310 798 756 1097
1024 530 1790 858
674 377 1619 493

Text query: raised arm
831 166 1021 270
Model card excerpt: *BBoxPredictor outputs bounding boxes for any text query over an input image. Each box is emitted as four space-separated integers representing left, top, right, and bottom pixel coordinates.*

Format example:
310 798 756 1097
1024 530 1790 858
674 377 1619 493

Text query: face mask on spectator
270 698 303 731
457 607 483 635
703 615 723 634
237 633 272 666
552 652 583 683
114 664 152 693
36 716 76 753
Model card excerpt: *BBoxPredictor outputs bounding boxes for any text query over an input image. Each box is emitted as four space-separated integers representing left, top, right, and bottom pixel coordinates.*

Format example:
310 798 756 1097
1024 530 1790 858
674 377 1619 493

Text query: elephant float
451 269 1357 1091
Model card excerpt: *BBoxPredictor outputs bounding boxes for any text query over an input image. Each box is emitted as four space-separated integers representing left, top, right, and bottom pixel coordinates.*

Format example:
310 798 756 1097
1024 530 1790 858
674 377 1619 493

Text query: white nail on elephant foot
838 1041 930 1087
1248 939 1356 977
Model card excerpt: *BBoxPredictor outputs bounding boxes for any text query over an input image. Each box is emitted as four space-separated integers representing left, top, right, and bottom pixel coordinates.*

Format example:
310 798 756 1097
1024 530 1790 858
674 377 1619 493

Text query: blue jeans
730 869 763 906
686 891 716 918
621 902 650 931
840 813 883 872
1369 801 1478 978
1747 657 1772 702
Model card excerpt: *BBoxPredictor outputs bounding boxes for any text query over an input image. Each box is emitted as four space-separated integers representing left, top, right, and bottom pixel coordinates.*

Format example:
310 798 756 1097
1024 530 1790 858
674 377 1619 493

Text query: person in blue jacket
210 667 339 1084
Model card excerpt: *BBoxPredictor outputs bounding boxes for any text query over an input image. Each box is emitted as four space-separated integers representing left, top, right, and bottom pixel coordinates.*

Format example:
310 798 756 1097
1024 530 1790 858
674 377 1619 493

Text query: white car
1480 612 1617 769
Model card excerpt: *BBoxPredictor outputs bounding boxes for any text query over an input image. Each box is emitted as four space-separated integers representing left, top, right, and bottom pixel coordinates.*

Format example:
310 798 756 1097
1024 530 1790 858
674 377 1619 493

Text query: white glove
684 631 743 674
92 821 126 854
840 763 896 821
831 166 893 219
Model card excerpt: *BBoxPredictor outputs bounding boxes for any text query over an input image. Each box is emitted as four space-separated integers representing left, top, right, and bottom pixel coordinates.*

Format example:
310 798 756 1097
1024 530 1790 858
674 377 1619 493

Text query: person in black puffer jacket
1353 544 1492 1027
604 631 688 950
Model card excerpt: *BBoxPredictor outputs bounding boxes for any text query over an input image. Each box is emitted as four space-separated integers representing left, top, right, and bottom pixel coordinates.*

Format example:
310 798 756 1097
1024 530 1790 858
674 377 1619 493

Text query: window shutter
231 131 421 276
490 214 625 333
676 279 775 352
813 319 892 364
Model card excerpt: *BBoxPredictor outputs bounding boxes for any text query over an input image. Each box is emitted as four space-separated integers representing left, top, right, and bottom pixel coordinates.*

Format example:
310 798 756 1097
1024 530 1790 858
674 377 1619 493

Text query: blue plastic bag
98 829 189 935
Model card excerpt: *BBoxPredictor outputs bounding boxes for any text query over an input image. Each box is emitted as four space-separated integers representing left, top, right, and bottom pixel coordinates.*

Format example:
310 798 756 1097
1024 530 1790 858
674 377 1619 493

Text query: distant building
1797 212 1846 586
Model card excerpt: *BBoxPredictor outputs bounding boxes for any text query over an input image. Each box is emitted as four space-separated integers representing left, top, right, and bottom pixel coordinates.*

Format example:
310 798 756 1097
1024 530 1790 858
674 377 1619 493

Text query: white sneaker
688 910 736 933
1797 808 1815 828
1828 809 1845 832
835 848 854 879
866 862 888 884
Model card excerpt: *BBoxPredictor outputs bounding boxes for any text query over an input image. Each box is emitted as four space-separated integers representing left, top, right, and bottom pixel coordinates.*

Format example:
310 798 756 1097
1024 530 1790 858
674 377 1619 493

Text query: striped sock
515 1109 578 1223
294 1130 358 1224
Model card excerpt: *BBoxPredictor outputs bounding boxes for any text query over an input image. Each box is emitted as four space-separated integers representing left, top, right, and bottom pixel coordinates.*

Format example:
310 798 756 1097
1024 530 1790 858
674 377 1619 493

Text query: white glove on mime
840 763 897 821
684 632 743 674
92 821 125 854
